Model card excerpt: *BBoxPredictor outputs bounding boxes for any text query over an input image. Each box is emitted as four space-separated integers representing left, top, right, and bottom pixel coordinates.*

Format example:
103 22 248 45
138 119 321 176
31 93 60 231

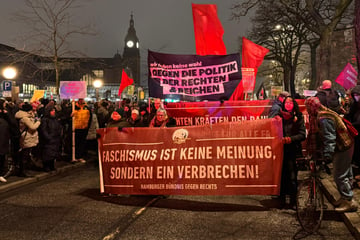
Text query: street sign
2 80 12 91
2 91 12 97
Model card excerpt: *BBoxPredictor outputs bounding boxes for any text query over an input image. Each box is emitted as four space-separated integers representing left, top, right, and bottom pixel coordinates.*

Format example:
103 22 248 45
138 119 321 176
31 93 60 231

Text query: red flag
192 3 226 55
229 38 269 101
335 63 358 90
118 69 133 96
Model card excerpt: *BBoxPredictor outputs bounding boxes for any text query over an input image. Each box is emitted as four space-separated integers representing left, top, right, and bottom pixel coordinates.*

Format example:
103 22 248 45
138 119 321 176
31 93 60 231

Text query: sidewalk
1 154 360 238
0 151 98 194
320 170 360 239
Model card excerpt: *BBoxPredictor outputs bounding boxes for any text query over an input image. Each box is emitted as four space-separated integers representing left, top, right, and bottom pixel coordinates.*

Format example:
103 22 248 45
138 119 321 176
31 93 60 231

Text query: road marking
102 195 164 240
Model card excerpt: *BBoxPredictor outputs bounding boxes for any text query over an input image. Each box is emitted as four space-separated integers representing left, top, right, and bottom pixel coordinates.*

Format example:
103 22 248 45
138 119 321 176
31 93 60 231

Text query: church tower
123 13 140 87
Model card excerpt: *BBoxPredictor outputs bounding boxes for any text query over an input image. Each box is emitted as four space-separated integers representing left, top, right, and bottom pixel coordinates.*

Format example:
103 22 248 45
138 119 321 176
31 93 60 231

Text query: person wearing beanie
106 110 130 128
269 91 290 118
15 102 41 177
127 109 141 127
315 80 343 114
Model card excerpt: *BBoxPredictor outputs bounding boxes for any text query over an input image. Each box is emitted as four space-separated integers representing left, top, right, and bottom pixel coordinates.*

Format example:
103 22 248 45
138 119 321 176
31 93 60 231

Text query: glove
282 137 292 144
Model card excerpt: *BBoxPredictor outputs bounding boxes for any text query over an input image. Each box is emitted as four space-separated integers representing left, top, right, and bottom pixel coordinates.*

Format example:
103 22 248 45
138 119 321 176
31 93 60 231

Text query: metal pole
72 100 76 162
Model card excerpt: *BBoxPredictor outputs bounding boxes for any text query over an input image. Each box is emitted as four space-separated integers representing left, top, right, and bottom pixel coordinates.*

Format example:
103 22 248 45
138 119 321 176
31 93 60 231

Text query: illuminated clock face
126 40 134 48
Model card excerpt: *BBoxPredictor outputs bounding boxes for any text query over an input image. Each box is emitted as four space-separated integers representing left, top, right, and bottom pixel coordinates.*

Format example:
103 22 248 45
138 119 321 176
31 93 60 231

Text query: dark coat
39 108 62 162
0 114 10 155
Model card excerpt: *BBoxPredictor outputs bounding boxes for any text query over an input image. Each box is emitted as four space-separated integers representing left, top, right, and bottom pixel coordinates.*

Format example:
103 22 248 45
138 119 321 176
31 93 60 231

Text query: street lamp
2 66 17 79
93 79 103 101
2 66 18 101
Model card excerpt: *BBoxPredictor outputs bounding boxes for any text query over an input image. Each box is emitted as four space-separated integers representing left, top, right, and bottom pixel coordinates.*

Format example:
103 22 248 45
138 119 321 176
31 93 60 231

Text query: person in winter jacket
305 97 358 212
96 100 110 128
71 98 91 163
345 85 360 169
276 96 306 209
138 102 150 127
106 111 130 129
315 80 344 114
38 105 62 171
0 99 11 182
127 109 142 127
14 102 41 177
268 91 290 118
86 106 99 150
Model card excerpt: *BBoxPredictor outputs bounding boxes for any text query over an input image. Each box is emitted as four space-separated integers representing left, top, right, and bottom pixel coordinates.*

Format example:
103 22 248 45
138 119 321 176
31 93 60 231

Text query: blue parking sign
3 81 12 91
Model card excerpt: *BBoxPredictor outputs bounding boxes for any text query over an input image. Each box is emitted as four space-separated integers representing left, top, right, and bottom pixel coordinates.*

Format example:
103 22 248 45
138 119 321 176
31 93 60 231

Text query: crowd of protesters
1 80 360 213
0 97 174 183
271 80 360 212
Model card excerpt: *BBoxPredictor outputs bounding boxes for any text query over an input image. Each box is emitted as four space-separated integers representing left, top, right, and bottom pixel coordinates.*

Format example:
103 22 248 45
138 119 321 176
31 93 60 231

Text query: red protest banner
97 118 283 196
165 99 306 127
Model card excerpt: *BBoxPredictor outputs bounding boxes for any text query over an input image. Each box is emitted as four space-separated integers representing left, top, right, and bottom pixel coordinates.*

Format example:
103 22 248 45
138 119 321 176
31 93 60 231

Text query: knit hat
279 91 290 98
305 97 325 116
132 109 139 115
21 102 33 112
111 111 121 121
322 80 332 90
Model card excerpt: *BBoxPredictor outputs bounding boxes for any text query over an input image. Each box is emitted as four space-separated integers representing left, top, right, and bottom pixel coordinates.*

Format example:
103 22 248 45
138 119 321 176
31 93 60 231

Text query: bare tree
245 1 309 95
356 0 360 83
232 0 353 89
14 0 96 95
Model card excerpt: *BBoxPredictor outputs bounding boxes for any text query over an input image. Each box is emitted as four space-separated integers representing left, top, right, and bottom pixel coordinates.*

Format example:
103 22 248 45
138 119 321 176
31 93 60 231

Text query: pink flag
335 63 358 90
118 70 134 96
192 3 226 55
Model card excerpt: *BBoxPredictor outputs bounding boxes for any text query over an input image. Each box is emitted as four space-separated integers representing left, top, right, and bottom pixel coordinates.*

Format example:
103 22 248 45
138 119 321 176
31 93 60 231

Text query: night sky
0 0 251 80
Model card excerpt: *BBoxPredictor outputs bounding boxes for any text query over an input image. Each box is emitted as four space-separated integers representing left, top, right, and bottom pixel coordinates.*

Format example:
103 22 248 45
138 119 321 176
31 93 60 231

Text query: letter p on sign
3 81 12 91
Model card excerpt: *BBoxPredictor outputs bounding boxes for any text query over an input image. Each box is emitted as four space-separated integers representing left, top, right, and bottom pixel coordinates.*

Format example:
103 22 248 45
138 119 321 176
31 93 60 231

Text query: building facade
0 14 141 102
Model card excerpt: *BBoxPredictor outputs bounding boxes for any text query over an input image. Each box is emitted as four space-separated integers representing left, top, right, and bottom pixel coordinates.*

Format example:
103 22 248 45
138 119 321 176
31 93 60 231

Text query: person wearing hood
138 102 150 127
345 86 360 178
305 97 358 212
38 105 62 171
14 102 41 177
106 111 130 128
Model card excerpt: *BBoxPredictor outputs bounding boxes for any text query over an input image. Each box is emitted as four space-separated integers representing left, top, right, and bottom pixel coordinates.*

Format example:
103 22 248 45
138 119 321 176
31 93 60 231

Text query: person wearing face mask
276 96 306 209
345 86 360 179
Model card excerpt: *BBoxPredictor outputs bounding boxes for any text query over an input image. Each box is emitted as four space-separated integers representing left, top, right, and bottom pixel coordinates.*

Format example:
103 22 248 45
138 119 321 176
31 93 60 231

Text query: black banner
148 50 242 101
